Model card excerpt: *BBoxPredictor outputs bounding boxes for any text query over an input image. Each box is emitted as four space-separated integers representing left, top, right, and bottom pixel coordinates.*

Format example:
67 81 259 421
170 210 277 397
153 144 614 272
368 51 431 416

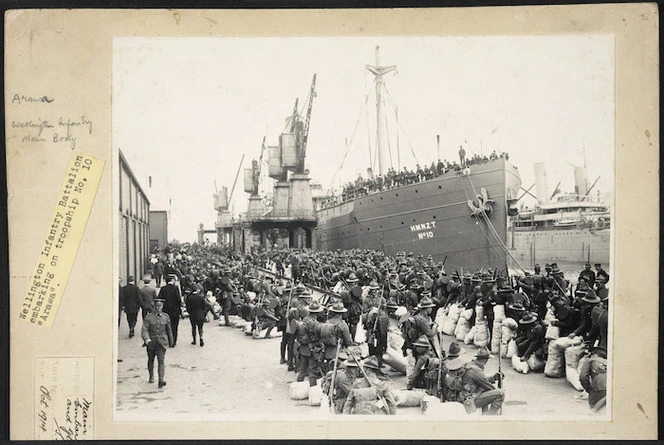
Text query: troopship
507 162 610 267
312 47 523 271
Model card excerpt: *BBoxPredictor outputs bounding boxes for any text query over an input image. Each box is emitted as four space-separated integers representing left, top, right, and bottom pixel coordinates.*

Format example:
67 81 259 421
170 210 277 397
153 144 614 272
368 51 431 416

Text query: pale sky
113 35 614 243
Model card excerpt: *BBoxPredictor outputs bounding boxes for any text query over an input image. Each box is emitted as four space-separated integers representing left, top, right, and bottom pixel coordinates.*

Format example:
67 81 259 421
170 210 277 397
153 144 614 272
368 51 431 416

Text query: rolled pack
526 354 546 372
473 320 490 348
308 385 323 406
464 325 477 345
511 353 529 374
382 347 407 375
442 304 461 335
544 340 566 378
493 304 506 323
395 389 427 407
455 312 472 341
490 319 503 353
289 381 310 400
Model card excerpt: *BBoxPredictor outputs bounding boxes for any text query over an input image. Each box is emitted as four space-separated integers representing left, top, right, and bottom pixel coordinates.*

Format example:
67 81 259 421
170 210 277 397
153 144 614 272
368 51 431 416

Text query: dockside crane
244 136 267 196
297 73 317 174
275 74 317 181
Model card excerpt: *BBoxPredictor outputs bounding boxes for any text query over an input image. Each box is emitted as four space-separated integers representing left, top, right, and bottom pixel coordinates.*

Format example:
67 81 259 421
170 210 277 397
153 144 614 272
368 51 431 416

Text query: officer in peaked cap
141 298 173 388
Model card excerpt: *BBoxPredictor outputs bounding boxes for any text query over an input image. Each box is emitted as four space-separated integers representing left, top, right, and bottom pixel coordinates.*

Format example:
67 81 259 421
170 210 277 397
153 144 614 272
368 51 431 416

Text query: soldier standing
458 145 466 167
296 303 324 387
158 274 182 346
364 307 389 366
141 298 174 388
218 268 236 326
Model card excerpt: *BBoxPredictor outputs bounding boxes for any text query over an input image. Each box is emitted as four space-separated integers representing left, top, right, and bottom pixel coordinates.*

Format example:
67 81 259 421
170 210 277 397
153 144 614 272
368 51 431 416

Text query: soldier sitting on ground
459 346 504 415
342 356 397 415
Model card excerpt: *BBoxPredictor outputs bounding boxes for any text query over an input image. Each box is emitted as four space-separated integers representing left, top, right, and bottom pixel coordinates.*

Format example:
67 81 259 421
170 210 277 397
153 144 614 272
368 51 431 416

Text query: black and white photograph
114 35 615 421
5 5 658 439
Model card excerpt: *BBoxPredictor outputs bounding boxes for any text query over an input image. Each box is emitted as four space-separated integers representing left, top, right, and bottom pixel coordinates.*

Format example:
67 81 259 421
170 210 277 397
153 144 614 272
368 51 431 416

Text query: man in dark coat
121 276 141 338
569 290 601 341
141 298 173 388
158 274 182 346
594 264 609 283
186 286 210 346
118 278 123 327
578 262 596 288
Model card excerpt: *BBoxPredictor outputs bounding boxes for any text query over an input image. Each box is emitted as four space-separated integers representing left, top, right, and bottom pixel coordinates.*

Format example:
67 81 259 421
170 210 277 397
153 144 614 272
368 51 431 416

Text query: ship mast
366 46 396 176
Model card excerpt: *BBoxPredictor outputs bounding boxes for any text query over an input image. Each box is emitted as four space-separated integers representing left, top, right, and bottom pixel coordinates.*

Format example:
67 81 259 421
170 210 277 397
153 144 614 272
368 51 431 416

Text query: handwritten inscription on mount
10 94 93 149
34 357 94 440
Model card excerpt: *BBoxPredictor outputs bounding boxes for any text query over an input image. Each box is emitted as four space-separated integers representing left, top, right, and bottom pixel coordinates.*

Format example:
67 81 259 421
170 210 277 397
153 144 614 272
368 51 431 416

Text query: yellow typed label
19 152 105 327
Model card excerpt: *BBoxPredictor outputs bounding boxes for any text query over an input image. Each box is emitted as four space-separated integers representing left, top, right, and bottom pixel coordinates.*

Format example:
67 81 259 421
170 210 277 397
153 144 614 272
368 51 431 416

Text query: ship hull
508 227 610 268
314 159 522 271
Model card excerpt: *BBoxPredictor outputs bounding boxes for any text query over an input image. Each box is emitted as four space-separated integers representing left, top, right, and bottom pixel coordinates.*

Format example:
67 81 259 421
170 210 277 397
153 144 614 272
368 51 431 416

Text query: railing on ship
317 156 511 213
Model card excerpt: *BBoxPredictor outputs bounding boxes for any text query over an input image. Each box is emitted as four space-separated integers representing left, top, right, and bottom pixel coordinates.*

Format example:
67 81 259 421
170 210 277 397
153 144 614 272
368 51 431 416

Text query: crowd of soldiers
120 241 608 415
338 150 509 203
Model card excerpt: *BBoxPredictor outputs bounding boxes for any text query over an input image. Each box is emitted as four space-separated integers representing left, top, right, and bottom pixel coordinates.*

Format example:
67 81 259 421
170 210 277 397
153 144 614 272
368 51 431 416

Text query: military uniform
141 308 174 387
579 347 607 411
515 313 546 360
218 272 236 325
460 348 504 415
342 358 397 415
296 312 323 386
407 346 436 392
364 308 389 364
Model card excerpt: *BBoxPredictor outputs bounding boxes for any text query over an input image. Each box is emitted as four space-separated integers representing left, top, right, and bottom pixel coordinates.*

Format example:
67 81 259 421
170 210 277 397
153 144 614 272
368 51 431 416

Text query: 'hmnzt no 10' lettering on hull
410 220 436 240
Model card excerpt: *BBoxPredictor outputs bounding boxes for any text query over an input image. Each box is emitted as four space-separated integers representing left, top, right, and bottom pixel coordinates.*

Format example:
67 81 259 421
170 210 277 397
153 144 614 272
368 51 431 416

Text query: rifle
347 349 390 415
328 338 342 413
369 285 384 349
497 335 504 415
284 283 295 334
435 332 446 402
253 290 264 339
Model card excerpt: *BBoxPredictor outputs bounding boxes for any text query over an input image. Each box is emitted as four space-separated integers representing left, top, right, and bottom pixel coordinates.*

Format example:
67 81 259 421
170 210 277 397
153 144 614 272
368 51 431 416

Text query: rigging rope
457 174 510 263
465 173 527 274
381 82 420 166
325 91 372 197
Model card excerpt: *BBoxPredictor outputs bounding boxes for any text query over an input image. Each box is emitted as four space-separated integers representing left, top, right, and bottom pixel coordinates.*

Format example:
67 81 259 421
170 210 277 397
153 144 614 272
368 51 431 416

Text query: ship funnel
574 166 589 196
534 163 549 204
